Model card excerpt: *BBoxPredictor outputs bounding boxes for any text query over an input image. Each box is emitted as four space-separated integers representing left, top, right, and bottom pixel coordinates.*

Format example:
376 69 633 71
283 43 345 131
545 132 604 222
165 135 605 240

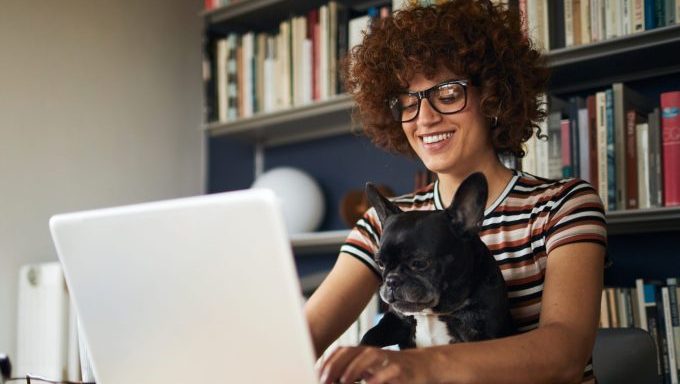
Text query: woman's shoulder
514 170 597 196
388 182 438 211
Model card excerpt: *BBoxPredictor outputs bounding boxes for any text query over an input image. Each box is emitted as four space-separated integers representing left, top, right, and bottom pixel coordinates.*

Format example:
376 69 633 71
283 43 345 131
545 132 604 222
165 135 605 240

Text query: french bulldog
359 172 515 349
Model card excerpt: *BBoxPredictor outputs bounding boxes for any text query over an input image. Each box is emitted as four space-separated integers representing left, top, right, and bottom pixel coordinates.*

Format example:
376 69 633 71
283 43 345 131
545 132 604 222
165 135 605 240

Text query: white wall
0 0 205 358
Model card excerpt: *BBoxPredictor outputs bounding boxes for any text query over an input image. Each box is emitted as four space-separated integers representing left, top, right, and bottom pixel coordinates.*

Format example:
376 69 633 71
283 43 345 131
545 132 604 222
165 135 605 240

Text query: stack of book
207 3 390 123
522 88 680 210
520 0 680 52
601 278 680 384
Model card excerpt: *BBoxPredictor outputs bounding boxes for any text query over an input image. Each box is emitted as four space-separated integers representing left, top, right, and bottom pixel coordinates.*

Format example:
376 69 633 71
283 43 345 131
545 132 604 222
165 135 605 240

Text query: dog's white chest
413 314 452 347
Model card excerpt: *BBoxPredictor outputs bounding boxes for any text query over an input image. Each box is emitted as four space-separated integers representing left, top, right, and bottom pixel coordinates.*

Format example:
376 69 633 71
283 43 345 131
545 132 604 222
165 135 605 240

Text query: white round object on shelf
251 167 325 234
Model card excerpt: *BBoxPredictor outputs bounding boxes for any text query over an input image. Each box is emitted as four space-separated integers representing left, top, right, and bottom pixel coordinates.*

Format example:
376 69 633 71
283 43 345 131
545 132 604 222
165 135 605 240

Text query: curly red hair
343 0 550 157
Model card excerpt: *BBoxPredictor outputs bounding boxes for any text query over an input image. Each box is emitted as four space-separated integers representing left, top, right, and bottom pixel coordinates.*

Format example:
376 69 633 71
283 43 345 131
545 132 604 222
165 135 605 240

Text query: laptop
49 189 319 383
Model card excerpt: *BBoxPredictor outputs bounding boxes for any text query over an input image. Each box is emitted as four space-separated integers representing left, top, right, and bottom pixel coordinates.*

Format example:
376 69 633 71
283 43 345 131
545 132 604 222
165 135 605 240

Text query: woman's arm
305 252 381 357
320 242 605 384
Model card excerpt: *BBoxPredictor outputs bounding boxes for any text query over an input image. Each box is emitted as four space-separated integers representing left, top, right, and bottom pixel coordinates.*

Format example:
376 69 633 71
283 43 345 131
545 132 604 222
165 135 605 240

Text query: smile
420 131 453 144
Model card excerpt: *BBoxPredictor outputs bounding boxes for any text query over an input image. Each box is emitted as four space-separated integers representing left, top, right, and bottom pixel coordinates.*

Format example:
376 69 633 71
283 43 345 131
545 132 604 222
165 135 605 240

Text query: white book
591 0 601 41
565 0 574 47
622 0 632 36
596 91 608 209
618 288 629 328
633 0 645 32
277 20 291 110
536 118 550 178
527 0 550 52
636 122 651 208
635 278 648 331
662 287 679 384
319 5 329 100
302 38 313 105
522 134 537 175
242 32 254 117
604 0 617 39
263 56 275 112
349 15 371 51
216 38 228 122
600 289 611 328
581 0 592 44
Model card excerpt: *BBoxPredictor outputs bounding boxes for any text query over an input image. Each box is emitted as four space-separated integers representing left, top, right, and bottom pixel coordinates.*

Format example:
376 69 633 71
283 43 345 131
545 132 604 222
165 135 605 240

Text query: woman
304 1 607 383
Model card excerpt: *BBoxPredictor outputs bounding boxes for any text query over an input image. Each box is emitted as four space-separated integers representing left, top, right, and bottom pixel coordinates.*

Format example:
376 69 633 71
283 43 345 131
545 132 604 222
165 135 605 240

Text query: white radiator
15 262 82 380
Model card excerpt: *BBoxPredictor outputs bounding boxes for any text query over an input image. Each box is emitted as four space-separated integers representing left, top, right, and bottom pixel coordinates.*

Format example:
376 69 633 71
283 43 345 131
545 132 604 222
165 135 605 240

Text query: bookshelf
203 1 680 271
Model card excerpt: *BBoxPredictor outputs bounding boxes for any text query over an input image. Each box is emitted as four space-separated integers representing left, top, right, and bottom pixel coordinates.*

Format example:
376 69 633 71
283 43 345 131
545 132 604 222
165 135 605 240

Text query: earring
492 116 498 128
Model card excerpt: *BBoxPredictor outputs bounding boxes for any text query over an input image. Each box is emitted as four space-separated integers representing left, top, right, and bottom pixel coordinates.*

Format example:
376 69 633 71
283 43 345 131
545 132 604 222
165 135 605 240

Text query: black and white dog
360 172 515 349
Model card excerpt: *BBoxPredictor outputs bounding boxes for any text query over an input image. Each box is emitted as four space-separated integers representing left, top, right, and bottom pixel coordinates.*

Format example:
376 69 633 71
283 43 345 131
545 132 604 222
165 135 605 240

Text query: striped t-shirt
340 169 607 383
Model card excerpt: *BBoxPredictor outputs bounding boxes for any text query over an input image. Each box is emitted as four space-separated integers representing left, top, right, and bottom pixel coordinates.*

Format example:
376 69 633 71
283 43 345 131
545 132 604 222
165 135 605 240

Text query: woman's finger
319 347 363 384
366 362 403 384
340 349 391 384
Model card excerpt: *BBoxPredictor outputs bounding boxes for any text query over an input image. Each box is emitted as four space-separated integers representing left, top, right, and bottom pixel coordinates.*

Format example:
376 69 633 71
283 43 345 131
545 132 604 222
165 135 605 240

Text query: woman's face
401 69 494 176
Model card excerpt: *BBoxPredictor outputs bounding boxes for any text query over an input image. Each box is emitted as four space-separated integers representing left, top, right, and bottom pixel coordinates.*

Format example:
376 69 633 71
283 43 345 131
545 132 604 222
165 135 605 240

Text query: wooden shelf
205 95 356 147
547 24 680 94
204 0 386 34
289 207 680 257
607 206 680 235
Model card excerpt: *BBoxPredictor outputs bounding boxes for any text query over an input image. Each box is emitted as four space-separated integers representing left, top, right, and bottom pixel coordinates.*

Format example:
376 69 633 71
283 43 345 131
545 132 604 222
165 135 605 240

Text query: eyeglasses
388 79 469 123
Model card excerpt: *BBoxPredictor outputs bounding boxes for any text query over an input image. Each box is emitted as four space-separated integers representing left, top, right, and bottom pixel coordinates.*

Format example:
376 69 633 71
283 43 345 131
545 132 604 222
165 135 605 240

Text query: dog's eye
409 259 430 271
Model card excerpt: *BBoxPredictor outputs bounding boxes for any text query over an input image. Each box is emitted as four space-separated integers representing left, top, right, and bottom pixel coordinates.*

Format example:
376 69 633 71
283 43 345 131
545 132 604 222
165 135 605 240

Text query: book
636 122 651 208
661 286 679 383
661 91 680 206
612 83 654 210
587 95 599 190
648 108 663 207
633 0 646 32
625 109 639 209
561 119 573 177
596 91 608 207
549 0 566 49
668 278 680 381
605 89 616 210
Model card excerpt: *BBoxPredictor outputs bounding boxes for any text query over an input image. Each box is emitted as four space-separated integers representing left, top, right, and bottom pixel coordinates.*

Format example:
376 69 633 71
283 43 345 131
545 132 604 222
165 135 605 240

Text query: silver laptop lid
49 189 318 384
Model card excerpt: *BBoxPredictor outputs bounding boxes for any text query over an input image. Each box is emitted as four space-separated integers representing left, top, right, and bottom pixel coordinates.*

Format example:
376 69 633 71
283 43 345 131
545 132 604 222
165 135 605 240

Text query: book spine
649 108 663 206
637 122 651 208
596 91 608 207
588 95 599 190
561 119 573 177
626 109 639 209
606 89 616 210
644 283 663 379
645 0 656 29
666 278 680 382
633 0 646 32
661 91 680 206
658 286 672 383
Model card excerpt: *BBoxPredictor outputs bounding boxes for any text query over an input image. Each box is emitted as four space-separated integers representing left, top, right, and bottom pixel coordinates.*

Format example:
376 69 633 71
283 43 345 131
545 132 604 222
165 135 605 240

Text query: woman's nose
417 98 442 126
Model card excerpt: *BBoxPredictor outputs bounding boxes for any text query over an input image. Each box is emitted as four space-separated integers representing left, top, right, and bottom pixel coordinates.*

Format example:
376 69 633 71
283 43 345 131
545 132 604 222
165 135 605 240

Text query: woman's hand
319 346 433 384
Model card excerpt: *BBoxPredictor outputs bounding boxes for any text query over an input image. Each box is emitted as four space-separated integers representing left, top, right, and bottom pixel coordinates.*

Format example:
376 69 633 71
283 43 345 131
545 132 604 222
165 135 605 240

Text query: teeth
422 132 453 144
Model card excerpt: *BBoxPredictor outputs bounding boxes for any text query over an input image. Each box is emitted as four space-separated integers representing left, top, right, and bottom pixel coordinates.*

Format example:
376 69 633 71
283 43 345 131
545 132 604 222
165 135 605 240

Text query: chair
592 327 658 384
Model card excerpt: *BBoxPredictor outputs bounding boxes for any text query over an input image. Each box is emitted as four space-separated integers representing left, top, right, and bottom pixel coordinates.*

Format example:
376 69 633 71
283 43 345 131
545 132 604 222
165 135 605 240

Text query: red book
661 91 680 206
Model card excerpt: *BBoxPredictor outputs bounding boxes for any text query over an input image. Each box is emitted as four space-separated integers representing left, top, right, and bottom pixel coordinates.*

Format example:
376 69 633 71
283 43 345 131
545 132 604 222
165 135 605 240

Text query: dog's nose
385 275 402 289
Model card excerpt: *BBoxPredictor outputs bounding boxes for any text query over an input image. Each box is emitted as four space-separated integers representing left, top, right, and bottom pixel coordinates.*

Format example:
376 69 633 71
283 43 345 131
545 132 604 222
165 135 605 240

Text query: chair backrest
592 327 658 384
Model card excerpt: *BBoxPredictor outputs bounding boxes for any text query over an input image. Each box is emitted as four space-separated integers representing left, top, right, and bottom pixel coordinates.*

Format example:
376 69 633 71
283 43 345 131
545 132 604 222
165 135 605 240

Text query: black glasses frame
3 375 95 384
388 79 470 123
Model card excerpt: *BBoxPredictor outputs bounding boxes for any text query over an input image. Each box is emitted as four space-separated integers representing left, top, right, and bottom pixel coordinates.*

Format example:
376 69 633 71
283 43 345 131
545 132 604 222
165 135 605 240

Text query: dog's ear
366 182 401 224
446 172 488 233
